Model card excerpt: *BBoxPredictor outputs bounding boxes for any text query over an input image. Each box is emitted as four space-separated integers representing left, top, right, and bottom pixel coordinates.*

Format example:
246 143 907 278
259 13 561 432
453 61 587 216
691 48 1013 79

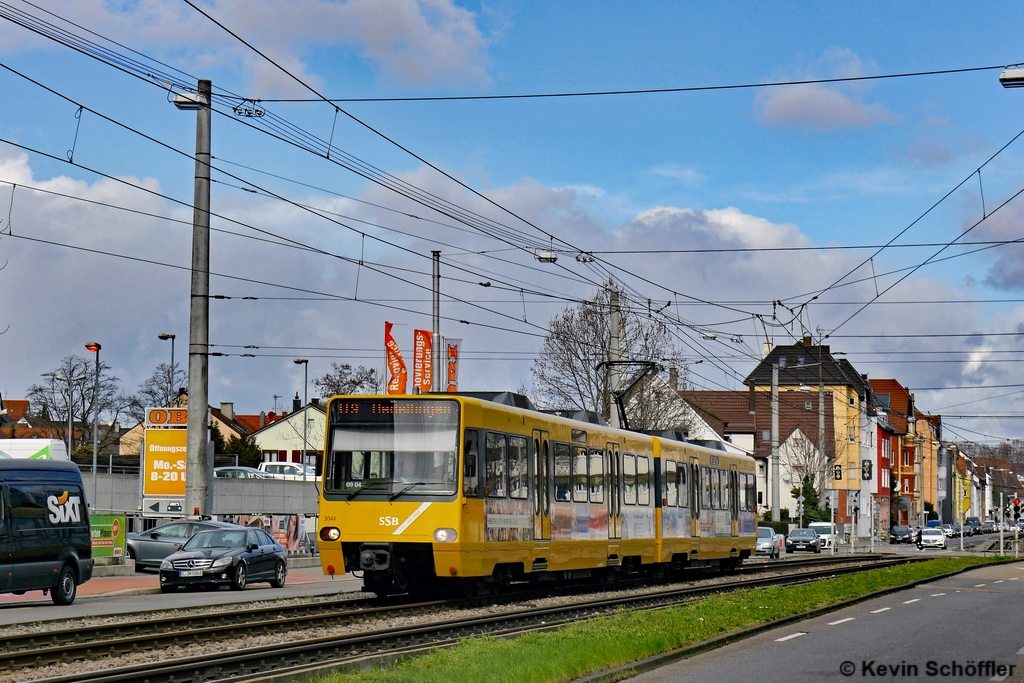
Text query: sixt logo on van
47 491 82 525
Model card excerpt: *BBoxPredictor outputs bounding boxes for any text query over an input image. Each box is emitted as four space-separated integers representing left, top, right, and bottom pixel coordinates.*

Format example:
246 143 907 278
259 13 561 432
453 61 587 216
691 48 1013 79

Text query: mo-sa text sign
144 408 188 497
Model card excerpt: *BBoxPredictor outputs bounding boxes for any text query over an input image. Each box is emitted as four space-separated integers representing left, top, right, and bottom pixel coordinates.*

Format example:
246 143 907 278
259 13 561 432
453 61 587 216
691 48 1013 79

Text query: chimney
311 397 321 407
762 342 772 358
293 392 301 412
259 411 266 428
668 367 678 391
220 402 234 420
802 335 812 347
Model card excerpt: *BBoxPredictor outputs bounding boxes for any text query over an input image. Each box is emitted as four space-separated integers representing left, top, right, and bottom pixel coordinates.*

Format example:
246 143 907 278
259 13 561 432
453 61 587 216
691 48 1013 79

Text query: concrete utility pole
182 79 212 518
608 290 621 429
431 250 440 392
771 361 780 522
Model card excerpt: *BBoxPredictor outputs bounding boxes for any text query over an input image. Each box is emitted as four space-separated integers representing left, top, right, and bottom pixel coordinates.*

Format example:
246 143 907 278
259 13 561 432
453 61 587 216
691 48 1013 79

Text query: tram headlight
433 528 458 543
320 526 341 542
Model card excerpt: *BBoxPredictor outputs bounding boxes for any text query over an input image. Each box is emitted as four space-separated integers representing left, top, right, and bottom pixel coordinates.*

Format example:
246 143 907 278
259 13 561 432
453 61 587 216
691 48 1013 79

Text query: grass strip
317 556 1001 683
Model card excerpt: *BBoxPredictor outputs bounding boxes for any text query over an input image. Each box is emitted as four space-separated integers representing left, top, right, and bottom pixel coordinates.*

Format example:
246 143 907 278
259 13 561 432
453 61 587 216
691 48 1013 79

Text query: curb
573 558 1019 683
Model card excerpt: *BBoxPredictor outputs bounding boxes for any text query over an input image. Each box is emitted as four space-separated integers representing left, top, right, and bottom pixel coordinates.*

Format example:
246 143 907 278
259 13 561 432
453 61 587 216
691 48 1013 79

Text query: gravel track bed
2 559 884 683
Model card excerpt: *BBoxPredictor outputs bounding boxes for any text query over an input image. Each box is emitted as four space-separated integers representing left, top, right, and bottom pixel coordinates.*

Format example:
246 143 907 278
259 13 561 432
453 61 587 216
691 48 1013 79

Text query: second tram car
317 393 756 595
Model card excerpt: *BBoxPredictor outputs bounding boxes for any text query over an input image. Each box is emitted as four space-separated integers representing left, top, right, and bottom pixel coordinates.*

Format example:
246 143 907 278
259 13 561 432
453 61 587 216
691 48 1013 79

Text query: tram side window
463 429 480 497
722 470 732 512
485 432 507 498
637 456 650 506
711 469 721 509
554 442 571 502
589 449 604 503
678 464 689 508
745 473 757 511
623 454 637 505
508 435 529 499
572 446 588 503
701 466 711 510
665 460 677 507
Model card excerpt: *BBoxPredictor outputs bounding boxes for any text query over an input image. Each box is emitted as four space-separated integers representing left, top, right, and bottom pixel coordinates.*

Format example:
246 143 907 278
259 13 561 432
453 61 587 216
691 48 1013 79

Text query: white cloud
0 0 490 94
756 48 897 131
650 164 703 185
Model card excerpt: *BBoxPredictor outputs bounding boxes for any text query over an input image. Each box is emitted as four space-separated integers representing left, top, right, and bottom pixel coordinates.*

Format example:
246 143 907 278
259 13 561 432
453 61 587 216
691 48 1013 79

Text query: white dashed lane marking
1010 577 1019 581
903 599 920 604
775 632 807 642
995 580 1004 584
870 607 891 614
931 593 946 596
975 584 987 588
828 617 855 626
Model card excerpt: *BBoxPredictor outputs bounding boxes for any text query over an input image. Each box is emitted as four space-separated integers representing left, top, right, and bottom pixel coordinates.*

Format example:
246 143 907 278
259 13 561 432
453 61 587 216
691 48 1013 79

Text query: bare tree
27 354 133 453
313 363 381 398
624 374 697 432
128 361 186 423
531 284 691 423
779 428 832 499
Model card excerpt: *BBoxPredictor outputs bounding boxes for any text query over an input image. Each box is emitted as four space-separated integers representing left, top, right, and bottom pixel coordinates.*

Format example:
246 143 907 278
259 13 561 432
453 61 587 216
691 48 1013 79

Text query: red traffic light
1015 498 1021 506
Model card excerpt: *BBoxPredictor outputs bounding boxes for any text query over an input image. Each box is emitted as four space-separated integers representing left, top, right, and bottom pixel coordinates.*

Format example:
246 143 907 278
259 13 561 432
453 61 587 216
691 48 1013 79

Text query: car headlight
433 528 458 543
160 559 172 570
212 556 233 568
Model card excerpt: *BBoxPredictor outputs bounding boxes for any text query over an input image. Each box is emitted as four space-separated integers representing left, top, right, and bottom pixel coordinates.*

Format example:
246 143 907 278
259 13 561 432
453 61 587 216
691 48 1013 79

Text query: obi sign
144 408 188 497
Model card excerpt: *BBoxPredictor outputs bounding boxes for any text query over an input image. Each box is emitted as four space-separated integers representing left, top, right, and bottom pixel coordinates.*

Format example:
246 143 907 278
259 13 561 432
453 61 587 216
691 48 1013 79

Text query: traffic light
834 465 842 480
861 459 873 481
1014 498 1022 521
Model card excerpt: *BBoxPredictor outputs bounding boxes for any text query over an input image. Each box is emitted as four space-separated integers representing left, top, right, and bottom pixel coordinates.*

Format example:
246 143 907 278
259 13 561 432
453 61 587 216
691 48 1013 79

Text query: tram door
607 442 621 539
730 464 739 537
690 457 701 538
533 429 550 541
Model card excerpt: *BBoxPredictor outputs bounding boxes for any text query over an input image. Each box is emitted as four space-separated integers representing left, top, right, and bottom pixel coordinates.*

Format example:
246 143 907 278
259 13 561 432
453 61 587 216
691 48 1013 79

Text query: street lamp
293 359 309 481
84 341 101 509
55 373 86 455
158 333 176 406
999 66 1024 88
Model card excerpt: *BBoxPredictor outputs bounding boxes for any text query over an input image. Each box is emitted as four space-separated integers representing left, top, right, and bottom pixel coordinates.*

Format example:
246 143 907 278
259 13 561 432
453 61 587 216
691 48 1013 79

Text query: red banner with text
384 321 408 394
445 338 461 392
412 329 433 393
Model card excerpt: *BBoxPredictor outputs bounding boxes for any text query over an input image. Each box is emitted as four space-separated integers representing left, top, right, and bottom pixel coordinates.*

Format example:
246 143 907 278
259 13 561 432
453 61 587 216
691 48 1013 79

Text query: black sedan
786 528 821 553
890 525 913 544
159 527 287 592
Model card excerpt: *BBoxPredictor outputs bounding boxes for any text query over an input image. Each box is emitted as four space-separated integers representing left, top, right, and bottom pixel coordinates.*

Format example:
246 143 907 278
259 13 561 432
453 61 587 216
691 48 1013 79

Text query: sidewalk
0 565 340 604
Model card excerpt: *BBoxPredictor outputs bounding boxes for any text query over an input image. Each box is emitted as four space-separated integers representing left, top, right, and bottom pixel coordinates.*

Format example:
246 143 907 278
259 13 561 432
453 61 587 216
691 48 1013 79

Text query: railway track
4 554 909 683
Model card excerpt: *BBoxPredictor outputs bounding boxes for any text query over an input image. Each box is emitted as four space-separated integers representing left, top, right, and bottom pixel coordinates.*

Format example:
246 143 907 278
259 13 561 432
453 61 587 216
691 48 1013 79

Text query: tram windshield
324 399 460 498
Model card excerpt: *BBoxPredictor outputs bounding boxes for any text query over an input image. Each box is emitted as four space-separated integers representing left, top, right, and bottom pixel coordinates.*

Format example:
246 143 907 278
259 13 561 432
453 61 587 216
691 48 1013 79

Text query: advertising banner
90 513 126 558
412 329 433 393
384 321 408 394
143 428 187 496
445 338 462 392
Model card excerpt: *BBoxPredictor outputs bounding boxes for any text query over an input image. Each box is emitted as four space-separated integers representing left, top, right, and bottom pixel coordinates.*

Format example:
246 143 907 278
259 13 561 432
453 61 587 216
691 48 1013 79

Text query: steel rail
0 553 882 665
19 556 912 683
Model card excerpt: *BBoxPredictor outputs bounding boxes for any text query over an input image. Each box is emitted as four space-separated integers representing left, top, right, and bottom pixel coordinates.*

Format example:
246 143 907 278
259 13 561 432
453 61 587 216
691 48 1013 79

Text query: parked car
127 519 239 569
941 524 954 538
214 466 269 479
951 524 962 537
808 522 836 550
0 459 93 605
890 525 913 544
980 521 996 534
786 528 821 553
918 528 946 550
159 527 287 592
756 526 781 559
964 517 981 535
257 462 319 481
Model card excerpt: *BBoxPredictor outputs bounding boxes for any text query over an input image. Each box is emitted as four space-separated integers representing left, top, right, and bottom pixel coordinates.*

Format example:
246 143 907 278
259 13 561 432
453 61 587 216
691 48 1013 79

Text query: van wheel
269 561 287 588
51 565 77 606
231 563 247 591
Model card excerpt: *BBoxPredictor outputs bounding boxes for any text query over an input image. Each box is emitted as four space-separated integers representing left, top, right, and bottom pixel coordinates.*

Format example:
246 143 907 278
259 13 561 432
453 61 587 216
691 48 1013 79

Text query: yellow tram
317 393 757 595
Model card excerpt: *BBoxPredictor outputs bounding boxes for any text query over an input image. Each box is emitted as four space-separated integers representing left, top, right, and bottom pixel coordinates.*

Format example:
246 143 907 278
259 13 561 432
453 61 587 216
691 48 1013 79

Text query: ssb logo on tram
379 516 400 527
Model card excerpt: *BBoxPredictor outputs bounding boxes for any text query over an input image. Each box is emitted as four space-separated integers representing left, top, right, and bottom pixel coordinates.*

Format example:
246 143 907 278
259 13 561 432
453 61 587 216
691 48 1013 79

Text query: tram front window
325 399 460 498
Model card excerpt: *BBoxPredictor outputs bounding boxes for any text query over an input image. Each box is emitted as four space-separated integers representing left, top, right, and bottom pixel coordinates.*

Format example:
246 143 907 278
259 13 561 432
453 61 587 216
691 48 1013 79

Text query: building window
876 394 891 411
902 451 909 467
762 429 770 443
849 461 857 480
849 427 856 442
805 401 812 410
849 397 856 406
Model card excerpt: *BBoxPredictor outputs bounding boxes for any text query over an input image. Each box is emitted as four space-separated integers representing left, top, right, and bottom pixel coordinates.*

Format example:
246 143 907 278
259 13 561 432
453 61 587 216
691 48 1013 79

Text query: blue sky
2 1 1024 444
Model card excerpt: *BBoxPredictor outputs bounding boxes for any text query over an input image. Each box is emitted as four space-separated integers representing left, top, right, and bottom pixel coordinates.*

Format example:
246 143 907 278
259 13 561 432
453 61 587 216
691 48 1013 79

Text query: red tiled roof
2 399 30 421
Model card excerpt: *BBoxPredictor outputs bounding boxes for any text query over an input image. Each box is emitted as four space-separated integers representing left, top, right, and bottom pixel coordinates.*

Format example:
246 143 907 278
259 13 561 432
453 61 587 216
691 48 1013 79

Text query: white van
0 439 69 460
808 522 836 549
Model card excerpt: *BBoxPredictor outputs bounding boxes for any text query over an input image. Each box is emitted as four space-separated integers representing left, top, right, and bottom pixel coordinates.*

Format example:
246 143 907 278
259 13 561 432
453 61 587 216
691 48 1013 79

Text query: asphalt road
632 561 1024 683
